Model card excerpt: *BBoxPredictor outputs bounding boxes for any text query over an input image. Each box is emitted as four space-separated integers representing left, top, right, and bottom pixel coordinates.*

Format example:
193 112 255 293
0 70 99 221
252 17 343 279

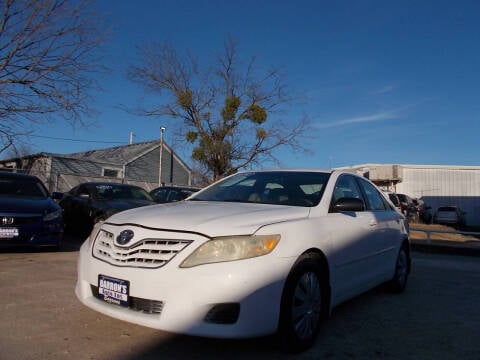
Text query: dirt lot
1 235 480 360
409 223 480 249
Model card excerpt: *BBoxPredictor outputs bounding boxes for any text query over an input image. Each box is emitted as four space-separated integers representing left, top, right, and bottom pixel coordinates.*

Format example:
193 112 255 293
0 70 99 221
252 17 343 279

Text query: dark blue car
58 182 155 237
0 171 64 249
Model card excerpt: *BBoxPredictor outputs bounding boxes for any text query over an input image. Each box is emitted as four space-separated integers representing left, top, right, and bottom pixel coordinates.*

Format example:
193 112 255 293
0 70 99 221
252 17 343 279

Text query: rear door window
357 178 389 211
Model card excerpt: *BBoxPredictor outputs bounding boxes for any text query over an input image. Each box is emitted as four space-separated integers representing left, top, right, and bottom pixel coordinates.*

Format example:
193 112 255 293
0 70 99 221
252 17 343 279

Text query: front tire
386 246 410 293
279 255 324 352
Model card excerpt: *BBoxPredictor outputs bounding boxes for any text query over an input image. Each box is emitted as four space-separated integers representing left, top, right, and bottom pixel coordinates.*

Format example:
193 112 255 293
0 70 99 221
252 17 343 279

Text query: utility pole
158 127 166 186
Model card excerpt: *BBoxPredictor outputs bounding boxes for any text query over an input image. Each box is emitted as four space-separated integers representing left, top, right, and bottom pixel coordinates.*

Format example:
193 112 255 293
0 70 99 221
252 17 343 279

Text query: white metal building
341 164 480 226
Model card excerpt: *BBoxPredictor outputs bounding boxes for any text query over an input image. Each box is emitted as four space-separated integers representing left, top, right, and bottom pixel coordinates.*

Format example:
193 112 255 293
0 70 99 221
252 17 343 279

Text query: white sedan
75 169 410 352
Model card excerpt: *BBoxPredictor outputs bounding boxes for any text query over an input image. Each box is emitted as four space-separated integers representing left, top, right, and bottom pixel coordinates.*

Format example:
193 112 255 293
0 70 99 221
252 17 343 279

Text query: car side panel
257 212 387 310
323 211 385 303
368 209 405 282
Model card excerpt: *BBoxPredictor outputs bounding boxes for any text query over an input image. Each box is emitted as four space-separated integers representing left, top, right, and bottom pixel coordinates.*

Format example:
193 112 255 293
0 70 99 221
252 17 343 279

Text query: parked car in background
413 199 433 224
419 204 433 224
149 185 200 203
387 192 401 209
0 171 63 249
434 206 466 226
76 169 410 352
396 193 419 222
59 182 155 236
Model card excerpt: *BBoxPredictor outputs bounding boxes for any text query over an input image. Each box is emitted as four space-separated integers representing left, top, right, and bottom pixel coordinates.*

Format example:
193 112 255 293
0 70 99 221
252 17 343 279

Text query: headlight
88 221 106 246
43 209 62 222
180 234 280 268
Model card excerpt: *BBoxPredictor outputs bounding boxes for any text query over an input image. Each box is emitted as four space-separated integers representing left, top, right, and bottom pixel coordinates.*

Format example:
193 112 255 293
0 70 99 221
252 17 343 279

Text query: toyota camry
75 169 410 351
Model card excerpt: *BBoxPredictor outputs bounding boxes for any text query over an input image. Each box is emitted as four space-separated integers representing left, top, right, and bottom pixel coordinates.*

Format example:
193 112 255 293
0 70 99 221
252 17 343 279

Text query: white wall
396 166 480 226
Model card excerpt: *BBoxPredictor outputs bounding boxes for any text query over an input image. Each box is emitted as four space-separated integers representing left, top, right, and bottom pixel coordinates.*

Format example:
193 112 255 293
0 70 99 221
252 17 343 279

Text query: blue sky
26 0 480 169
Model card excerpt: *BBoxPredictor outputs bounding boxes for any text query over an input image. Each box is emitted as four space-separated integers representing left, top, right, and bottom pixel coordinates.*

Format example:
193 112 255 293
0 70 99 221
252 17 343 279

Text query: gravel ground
1 236 479 360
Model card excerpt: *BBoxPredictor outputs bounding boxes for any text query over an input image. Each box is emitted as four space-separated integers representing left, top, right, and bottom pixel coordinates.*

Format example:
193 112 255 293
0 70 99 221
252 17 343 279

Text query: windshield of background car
0 176 48 198
93 184 153 201
189 171 330 207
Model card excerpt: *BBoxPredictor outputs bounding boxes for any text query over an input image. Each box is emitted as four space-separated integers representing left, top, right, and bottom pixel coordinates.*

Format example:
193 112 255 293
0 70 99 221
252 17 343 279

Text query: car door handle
369 220 378 227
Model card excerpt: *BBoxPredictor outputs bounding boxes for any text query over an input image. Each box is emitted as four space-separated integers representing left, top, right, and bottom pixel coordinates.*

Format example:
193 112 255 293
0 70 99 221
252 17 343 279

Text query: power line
22 134 126 144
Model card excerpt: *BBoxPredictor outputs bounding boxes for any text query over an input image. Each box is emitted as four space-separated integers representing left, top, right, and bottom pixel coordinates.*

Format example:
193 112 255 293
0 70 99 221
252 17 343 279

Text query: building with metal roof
0 140 192 193
340 164 480 226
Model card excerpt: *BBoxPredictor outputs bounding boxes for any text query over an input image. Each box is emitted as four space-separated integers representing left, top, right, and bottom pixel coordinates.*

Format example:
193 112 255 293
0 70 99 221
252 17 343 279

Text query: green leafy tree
128 39 309 181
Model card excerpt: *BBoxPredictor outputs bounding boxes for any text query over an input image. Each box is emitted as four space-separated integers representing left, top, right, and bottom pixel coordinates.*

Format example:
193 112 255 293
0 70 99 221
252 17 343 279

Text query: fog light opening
204 303 240 324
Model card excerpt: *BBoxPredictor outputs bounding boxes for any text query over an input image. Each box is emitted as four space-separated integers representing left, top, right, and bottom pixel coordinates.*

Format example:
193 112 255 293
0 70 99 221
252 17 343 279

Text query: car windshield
151 187 199 202
94 184 153 201
0 176 48 198
189 171 330 207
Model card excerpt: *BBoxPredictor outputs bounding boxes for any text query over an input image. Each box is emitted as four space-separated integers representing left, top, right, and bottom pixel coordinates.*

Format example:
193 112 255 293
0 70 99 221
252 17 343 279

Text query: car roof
238 169 334 174
0 171 40 181
438 206 458 211
151 185 200 191
80 182 143 189
79 181 138 187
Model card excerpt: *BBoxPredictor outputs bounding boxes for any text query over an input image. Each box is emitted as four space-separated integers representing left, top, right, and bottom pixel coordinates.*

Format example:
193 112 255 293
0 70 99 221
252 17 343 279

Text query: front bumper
0 221 63 248
75 238 295 338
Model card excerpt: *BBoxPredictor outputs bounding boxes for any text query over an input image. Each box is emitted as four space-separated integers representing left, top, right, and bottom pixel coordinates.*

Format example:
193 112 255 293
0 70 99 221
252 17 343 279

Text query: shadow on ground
0 233 85 254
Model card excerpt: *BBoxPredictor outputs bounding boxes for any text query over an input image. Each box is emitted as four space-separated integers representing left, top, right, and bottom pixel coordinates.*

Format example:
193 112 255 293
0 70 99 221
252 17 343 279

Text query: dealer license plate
0 228 19 238
98 275 130 307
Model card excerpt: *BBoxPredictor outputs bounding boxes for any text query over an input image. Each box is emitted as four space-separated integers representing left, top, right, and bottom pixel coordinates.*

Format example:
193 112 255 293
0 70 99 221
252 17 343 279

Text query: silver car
434 206 466 226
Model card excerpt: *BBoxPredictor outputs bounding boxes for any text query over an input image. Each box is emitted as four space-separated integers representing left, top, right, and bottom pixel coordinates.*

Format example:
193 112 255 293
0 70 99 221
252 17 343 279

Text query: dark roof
150 185 201 192
66 140 159 165
0 140 191 172
79 182 146 188
0 141 158 164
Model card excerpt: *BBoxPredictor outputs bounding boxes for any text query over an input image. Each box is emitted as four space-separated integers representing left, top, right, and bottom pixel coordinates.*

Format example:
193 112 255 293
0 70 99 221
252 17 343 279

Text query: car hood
94 199 155 214
107 201 311 237
0 196 59 215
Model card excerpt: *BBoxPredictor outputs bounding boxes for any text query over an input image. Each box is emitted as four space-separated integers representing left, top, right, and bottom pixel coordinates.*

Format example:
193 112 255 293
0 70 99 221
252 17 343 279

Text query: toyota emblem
116 229 134 245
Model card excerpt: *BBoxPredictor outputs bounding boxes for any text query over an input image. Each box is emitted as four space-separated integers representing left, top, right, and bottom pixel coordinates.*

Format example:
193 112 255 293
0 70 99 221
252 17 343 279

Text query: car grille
92 232 192 269
90 285 164 314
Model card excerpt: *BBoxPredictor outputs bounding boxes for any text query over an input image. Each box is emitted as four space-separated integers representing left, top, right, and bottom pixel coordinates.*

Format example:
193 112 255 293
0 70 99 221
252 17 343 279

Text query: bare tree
128 39 309 181
0 0 104 155
3 137 33 158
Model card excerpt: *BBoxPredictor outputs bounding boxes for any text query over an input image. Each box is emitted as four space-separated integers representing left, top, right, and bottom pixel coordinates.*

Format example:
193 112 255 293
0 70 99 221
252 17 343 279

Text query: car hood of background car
107 201 311 237
94 199 155 212
0 196 59 214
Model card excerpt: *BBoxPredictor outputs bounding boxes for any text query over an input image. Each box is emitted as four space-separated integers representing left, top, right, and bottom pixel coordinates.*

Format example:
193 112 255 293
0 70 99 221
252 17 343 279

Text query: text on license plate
0 228 19 238
98 275 129 307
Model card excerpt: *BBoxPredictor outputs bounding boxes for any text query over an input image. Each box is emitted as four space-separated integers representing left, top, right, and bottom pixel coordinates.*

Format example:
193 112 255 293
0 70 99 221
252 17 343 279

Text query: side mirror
333 197 365 212
51 192 64 200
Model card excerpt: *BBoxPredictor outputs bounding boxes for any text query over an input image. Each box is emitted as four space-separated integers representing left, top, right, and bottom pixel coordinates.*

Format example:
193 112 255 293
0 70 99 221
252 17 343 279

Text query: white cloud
372 84 396 95
315 111 399 129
